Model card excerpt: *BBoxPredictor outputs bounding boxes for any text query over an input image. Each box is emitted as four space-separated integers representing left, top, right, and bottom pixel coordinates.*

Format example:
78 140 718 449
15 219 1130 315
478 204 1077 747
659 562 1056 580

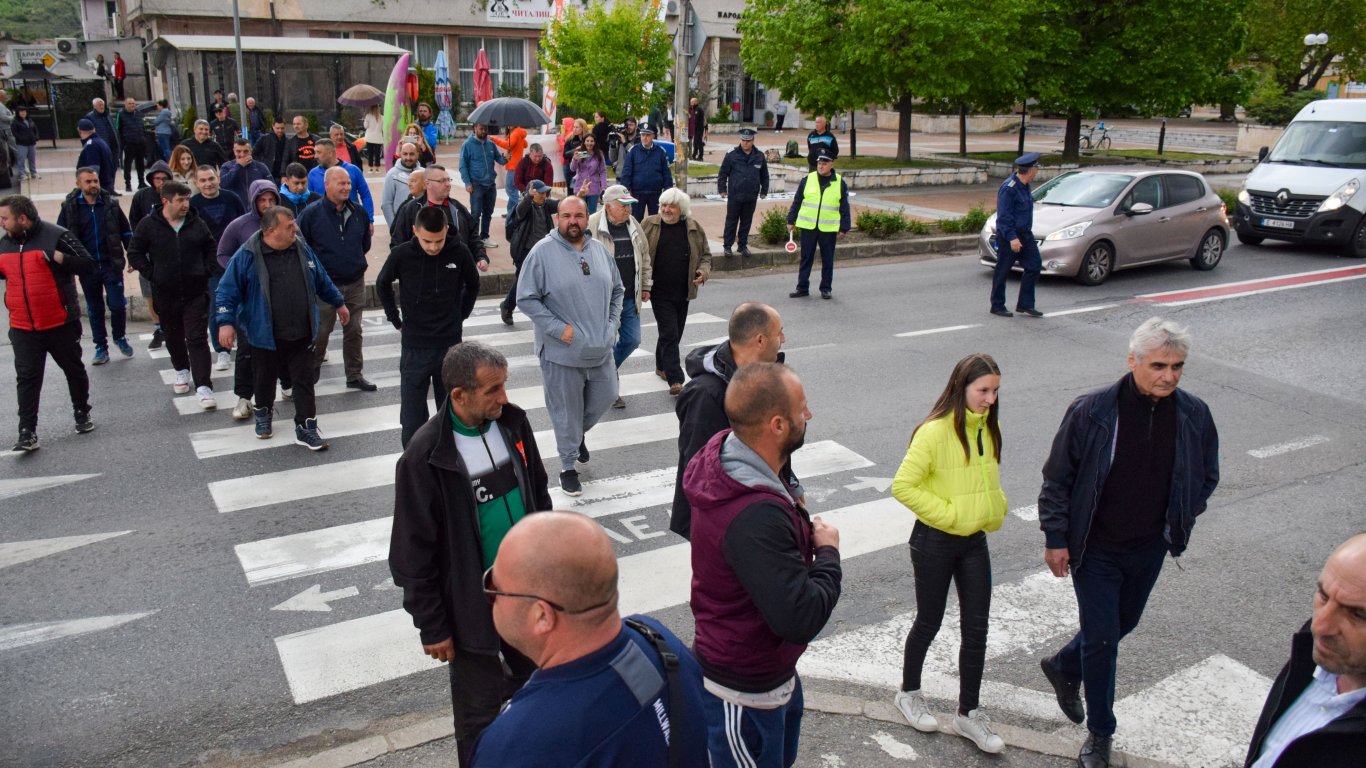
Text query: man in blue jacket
459 122 506 246
1036 317 1219 768
618 124 673 219
216 206 348 450
56 167 133 364
990 152 1043 318
306 139 374 218
76 119 116 194
297 166 375 391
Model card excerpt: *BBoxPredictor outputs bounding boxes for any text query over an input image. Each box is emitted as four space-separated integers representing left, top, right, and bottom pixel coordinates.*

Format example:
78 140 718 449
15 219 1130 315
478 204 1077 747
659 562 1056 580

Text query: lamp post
1303 33 1329 90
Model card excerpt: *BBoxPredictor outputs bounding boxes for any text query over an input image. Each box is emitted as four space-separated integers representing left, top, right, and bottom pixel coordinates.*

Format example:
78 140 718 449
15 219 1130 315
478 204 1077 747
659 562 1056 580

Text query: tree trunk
1219 102 1237 122
1062 110 1083 161
958 104 968 156
896 92 913 162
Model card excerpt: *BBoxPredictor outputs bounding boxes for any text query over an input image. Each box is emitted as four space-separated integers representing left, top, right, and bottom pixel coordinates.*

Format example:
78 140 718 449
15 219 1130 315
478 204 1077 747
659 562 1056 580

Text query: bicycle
1077 122 1112 151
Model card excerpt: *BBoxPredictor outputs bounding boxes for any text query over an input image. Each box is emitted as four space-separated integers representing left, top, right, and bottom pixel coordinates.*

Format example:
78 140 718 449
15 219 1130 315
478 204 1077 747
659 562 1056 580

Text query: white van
1233 99 1366 257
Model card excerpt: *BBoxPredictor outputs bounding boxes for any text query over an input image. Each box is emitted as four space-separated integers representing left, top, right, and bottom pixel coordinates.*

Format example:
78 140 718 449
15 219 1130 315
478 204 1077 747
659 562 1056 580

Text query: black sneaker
723 248 734 257
560 469 582 496
576 439 590 465
500 304 514 325
148 328 165 350
346 377 378 392
789 291 809 298
12 429 38 452
820 291 832 300
1018 307 1045 318
1078 733 1112 768
253 405 273 439
990 307 1014 318
294 417 328 451
74 410 94 434
1040 656 1085 724
739 247 753 258
611 397 626 409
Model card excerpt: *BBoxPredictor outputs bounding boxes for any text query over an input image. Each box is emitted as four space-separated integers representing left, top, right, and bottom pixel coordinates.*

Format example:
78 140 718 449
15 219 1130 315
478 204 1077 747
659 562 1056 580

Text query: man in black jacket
127 181 220 408
56 167 133 365
389 341 553 768
377 205 481 446
114 98 147 193
209 104 238 155
718 127 769 257
670 302 787 539
500 179 557 325
388 165 489 276
181 119 228 169
128 161 172 350
1245 534 1366 768
253 118 289 180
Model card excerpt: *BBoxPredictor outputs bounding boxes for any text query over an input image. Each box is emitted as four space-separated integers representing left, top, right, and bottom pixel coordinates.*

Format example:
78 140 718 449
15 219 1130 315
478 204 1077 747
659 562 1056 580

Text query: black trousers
723 197 758 249
399 344 446 447
158 292 212 388
651 296 689 386
122 142 146 189
233 333 293 400
901 520 992 714
10 322 91 433
252 337 318 424
364 142 383 169
501 252 526 311
449 642 536 768
631 192 660 220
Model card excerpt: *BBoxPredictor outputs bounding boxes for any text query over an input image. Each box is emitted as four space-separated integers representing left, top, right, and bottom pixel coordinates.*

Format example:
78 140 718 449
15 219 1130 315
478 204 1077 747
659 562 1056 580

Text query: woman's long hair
911 353 1002 464
169 145 196 175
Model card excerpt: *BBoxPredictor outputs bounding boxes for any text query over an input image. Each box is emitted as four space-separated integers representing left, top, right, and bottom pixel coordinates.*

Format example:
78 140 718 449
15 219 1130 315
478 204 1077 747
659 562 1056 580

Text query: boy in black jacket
377 205 481 446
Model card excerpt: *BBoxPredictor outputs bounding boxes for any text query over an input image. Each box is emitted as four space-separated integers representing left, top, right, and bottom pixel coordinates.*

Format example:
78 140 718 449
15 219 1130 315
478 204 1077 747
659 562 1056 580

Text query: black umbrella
465 97 551 128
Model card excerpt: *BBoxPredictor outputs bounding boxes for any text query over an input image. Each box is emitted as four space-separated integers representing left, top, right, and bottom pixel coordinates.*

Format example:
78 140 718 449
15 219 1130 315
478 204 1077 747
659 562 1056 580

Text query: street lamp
1303 33 1329 90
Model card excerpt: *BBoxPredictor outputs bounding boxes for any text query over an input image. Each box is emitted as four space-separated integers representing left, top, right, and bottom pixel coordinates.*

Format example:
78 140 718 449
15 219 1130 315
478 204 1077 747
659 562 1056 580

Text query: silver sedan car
978 168 1229 285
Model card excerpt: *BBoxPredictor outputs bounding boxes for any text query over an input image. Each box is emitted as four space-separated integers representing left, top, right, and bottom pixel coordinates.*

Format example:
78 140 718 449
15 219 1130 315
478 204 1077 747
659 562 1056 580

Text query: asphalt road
2 236 1363 768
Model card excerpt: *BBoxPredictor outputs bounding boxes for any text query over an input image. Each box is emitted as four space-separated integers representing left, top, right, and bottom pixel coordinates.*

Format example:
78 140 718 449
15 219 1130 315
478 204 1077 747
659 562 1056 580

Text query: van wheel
1190 229 1224 270
1075 242 1113 285
1349 217 1366 258
1236 230 1263 246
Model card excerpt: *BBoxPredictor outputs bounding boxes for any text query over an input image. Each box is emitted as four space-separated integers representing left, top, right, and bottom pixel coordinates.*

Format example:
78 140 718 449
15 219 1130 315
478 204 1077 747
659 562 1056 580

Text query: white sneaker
951 709 1004 754
894 690 938 733
215 350 231 370
281 387 293 401
232 397 252 420
483 238 499 248
197 386 217 409
173 369 191 394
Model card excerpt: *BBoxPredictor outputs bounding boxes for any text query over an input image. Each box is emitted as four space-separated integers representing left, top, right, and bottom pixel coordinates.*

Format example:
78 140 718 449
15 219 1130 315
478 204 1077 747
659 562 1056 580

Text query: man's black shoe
990 307 1014 318
12 429 38 452
346 377 378 392
1018 307 1045 318
500 304 514 325
789 291 809 298
576 439 589 465
723 248 734 258
738 247 752 258
560 469 582 496
74 410 94 434
1078 733 1112 768
1041 656 1085 724
148 328 165 350
820 291 832 300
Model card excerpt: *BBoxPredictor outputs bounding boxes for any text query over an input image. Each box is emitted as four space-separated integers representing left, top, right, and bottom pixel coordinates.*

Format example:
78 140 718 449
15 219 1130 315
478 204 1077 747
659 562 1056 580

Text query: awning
149 35 409 56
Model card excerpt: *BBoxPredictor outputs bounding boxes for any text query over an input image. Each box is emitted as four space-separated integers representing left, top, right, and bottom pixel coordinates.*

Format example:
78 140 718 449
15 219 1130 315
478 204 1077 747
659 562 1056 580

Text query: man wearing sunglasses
473 511 709 767
389 341 553 768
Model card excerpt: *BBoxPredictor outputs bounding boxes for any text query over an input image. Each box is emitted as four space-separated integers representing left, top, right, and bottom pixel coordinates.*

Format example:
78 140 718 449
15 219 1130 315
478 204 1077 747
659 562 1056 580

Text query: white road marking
0 473 101 501
686 335 729 348
0 530 131 570
0 611 158 652
1043 304 1121 317
171 370 404 415
1247 435 1329 459
641 312 725 328
1012 504 1039 521
870 732 919 761
234 440 872 586
781 343 837 354
894 324 980 339
271 584 360 613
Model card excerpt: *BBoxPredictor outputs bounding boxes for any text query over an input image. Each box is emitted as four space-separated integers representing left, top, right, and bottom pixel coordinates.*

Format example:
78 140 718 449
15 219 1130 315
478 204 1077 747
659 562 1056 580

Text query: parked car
978 168 1229 285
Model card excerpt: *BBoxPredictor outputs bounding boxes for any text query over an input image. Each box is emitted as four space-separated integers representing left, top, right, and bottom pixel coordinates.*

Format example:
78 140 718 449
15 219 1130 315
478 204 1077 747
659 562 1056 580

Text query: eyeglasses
482 567 614 614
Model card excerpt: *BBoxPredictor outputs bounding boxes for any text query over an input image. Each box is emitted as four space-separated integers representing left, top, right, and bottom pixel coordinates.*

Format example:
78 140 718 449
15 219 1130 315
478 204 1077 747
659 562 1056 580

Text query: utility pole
674 0 691 191
231 0 248 139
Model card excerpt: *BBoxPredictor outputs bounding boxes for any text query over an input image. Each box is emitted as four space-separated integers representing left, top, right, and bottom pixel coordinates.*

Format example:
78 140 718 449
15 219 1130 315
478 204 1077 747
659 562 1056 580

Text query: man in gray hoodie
515 196 623 496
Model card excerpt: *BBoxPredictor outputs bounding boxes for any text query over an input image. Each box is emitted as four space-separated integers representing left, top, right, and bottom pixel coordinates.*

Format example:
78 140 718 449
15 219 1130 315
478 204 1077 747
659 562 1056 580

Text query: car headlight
1318 179 1360 212
1237 188 1251 205
1044 221 1093 241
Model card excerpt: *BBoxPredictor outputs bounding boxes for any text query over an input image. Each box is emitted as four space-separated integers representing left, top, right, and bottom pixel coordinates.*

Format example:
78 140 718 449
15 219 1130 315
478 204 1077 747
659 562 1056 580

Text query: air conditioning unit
55 38 82 56
666 1 679 16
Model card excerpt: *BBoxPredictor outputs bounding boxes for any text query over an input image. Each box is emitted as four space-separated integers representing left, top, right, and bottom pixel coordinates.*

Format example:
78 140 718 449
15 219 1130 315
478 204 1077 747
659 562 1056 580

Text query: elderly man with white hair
1036 317 1220 768
639 187 711 395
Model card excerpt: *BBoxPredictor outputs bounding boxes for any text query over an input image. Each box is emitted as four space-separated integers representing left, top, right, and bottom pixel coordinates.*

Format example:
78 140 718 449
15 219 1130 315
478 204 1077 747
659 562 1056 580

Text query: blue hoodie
307 160 374 218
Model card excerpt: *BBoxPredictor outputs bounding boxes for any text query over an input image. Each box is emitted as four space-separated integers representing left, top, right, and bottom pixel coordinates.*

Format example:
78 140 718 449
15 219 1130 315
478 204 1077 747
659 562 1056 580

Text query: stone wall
1237 124 1285 154
875 111 1020 133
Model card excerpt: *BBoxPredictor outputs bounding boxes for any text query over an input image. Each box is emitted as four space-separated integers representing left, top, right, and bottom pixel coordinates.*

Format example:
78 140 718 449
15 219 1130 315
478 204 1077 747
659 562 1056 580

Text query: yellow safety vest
795 171 842 232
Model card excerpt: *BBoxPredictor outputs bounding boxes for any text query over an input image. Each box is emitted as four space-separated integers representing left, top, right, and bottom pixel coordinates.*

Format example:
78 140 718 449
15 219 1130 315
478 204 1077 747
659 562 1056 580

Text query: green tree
1028 0 1250 159
1244 0 1366 94
0 0 81 41
540 0 672 119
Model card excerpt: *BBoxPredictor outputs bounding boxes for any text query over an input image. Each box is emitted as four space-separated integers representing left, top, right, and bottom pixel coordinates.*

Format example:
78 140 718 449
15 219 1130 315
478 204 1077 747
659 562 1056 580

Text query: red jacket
0 221 94 331
112 55 126 80
513 156 553 193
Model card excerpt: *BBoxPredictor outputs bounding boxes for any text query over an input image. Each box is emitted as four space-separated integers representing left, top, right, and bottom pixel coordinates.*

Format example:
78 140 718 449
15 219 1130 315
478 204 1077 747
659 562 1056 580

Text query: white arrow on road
0 473 101 501
844 476 894 492
271 584 359 613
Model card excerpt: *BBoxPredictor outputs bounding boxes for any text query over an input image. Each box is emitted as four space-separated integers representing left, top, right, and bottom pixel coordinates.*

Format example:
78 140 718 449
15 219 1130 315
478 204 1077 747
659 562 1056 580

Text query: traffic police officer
990 152 1044 318
787 149 850 300
718 127 770 257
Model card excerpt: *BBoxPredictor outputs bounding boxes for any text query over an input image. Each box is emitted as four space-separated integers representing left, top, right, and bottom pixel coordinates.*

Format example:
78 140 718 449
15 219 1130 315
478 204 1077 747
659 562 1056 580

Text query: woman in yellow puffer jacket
888 353 1008 754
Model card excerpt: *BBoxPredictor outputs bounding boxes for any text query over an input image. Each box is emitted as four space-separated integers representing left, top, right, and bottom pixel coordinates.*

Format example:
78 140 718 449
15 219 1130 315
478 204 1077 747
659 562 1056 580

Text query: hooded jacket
217 179 280 268
0 221 93 331
891 411 1007 537
56 188 131 271
376 231 481 349
307 160 375 218
515 229 624 369
685 429 841 692
213 231 345 350
278 184 321 217
127 205 219 298
389 403 553 653
129 161 172 227
508 194 559 264
381 160 420 225
296 195 373 286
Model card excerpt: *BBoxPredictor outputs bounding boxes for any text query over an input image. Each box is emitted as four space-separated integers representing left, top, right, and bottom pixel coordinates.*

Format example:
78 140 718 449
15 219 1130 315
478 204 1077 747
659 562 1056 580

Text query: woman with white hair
639 187 711 395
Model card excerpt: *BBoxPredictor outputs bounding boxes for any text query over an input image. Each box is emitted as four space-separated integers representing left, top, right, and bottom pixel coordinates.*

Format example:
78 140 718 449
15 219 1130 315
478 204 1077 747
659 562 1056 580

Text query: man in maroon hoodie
683 362 841 768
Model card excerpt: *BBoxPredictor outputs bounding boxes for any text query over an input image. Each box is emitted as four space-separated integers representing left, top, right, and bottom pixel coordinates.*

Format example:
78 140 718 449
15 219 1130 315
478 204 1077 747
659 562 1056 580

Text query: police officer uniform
718 127 770 256
990 152 1044 318
786 149 850 300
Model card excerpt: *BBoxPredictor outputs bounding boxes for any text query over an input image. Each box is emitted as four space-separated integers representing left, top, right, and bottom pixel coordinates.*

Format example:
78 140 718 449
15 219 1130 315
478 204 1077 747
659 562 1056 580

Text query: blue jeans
503 172 520 221
582 194 599 214
1050 539 1167 736
157 135 174 162
469 183 497 239
399 345 447 447
990 234 1041 311
78 263 126 347
796 229 836 294
207 273 225 353
20 144 36 176
631 191 660 220
612 300 641 368
702 676 803 768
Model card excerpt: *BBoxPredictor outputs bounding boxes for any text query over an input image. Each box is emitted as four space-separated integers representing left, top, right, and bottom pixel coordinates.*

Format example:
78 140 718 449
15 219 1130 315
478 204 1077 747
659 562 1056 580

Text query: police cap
1014 152 1041 168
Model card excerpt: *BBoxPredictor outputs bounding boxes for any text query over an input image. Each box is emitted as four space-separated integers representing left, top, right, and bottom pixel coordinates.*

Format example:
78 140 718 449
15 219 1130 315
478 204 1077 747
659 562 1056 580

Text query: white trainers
215 350 231 370
232 397 252 420
951 709 1005 754
894 690 938 733
172 369 191 394
197 386 217 409
281 387 293 401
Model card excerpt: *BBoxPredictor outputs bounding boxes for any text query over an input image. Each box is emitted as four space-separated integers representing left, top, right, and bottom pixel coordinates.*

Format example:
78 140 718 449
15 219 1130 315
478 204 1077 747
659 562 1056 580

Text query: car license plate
1260 217 1295 230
